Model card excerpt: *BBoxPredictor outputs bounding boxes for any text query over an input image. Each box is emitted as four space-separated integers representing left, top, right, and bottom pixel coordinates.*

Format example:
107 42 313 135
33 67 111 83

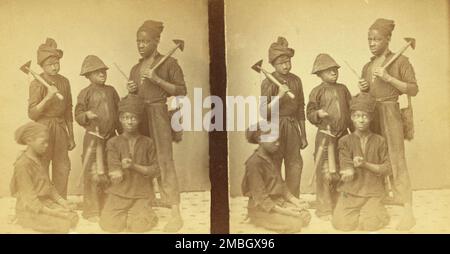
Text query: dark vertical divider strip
208 0 229 234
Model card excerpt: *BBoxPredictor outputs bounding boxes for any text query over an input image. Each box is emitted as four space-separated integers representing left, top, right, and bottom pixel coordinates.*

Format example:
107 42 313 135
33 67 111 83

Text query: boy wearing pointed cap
126 20 187 232
28 38 75 199
242 123 311 233
99 95 159 233
260 37 308 199
332 93 391 231
306 54 352 221
358 18 418 230
75 55 121 222
11 122 78 233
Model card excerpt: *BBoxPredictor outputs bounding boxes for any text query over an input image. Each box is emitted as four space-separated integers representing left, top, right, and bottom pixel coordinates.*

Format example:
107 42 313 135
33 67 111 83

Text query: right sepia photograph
226 0 450 233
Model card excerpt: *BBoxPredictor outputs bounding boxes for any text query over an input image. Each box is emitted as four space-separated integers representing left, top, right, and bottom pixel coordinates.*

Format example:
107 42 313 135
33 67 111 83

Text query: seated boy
99 95 160 233
242 122 311 233
332 93 391 231
11 122 78 233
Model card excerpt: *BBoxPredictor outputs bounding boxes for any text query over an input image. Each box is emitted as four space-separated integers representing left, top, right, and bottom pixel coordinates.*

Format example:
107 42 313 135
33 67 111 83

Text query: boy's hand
45 85 58 100
143 68 163 85
127 80 138 93
358 79 369 92
68 138 76 151
85 111 98 120
372 67 392 82
340 168 355 182
353 156 365 168
300 136 308 150
277 84 290 98
317 109 329 119
109 170 123 185
121 158 133 169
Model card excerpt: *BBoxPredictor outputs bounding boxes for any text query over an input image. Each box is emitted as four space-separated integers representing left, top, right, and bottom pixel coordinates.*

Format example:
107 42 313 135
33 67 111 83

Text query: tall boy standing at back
307 54 352 220
260 37 308 198
28 38 75 199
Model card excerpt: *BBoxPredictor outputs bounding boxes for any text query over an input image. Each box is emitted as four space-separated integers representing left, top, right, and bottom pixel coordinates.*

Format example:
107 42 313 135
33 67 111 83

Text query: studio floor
230 189 450 234
0 191 210 234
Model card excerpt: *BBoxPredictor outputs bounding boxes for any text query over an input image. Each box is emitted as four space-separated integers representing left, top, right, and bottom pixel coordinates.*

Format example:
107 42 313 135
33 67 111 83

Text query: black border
208 0 229 234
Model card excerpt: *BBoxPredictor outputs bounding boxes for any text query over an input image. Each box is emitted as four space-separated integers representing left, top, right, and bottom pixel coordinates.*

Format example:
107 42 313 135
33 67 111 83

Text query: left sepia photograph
0 0 211 233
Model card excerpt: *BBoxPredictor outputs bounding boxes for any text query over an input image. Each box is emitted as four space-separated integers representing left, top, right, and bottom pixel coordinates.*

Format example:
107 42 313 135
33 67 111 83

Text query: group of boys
245 18 418 232
24 19 185 233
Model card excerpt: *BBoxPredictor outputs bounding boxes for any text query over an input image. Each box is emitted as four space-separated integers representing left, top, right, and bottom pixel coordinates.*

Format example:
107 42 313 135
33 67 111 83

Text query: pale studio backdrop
0 0 210 196
226 0 450 196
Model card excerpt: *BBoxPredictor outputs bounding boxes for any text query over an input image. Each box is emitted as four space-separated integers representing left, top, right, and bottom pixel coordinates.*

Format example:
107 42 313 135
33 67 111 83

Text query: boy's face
273 58 291 75
41 57 60 76
27 132 49 155
318 67 339 84
136 31 159 58
351 110 371 132
368 29 390 56
120 112 140 133
87 69 107 85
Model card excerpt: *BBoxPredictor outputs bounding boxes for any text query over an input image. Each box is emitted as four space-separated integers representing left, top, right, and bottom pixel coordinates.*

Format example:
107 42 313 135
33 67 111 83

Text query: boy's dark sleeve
13 165 44 213
64 80 74 123
338 137 354 172
245 162 277 212
28 81 45 121
296 77 306 121
112 88 123 134
168 60 187 96
260 79 276 118
399 57 418 96
344 86 355 132
74 89 90 126
378 138 392 175
106 138 122 174
306 87 322 125
146 139 160 174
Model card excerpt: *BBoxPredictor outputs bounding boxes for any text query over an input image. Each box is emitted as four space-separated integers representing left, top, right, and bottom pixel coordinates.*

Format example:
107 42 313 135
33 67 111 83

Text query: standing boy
100 95 160 233
332 93 391 231
28 38 75 199
75 55 121 222
358 18 418 230
260 36 308 198
307 54 352 220
126 20 187 232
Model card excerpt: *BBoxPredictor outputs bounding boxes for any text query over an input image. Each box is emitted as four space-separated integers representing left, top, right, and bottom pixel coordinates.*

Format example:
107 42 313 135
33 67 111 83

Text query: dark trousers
39 118 71 199
100 194 158 233
314 131 341 217
140 103 180 205
273 117 303 198
332 192 390 231
81 133 110 218
248 201 311 233
372 102 412 204
16 198 78 233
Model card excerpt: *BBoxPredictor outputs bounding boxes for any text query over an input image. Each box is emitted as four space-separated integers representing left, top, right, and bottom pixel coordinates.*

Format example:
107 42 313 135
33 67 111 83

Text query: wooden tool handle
286 91 295 99
55 93 64 100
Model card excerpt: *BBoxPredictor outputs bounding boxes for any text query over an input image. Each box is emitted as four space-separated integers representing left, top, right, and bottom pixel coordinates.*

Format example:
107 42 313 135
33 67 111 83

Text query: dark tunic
306 82 352 137
105 134 159 199
129 52 186 105
337 133 392 197
75 83 121 139
241 148 289 212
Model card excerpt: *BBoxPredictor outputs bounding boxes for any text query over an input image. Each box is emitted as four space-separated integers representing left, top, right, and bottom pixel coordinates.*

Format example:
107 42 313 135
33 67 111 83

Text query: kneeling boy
332 93 391 231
